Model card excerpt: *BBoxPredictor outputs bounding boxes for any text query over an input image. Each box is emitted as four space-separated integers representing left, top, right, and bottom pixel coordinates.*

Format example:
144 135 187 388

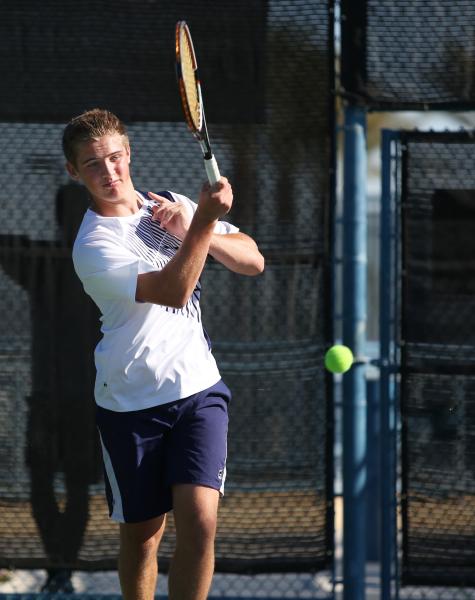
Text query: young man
62 108 264 600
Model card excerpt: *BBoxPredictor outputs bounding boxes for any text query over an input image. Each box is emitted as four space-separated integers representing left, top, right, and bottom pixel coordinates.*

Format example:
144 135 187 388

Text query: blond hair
62 108 129 166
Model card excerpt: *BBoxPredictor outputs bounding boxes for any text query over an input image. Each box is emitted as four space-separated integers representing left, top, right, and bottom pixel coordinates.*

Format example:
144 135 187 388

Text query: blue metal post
366 375 381 561
380 129 399 600
342 105 368 600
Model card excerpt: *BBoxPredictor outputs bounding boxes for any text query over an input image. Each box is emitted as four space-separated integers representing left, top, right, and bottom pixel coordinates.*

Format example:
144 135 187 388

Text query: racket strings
180 30 201 131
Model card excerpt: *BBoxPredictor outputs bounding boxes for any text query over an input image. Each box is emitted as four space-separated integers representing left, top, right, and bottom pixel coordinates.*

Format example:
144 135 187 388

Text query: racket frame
175 21 220 184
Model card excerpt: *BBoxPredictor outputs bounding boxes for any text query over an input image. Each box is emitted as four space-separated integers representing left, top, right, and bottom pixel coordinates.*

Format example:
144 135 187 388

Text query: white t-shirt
73 190 238 412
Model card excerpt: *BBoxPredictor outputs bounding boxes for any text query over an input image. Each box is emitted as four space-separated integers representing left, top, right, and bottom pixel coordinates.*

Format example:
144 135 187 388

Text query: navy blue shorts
96 380 231 523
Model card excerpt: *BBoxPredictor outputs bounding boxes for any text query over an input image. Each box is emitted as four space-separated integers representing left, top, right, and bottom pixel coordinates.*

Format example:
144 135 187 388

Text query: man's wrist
191 210 219 231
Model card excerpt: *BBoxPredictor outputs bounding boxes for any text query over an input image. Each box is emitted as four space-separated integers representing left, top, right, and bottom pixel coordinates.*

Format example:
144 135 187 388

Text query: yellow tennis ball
324 345 354 374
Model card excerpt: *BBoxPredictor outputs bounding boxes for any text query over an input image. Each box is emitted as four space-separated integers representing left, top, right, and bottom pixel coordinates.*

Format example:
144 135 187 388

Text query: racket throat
198 139 213 160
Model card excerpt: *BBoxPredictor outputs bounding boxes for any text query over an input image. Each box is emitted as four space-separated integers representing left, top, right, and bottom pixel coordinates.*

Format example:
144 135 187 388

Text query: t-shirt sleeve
171 192 240 234
73 238 141 303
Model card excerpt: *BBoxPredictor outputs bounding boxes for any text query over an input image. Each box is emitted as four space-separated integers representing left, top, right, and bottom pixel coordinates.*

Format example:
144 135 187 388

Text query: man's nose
102 161 115 178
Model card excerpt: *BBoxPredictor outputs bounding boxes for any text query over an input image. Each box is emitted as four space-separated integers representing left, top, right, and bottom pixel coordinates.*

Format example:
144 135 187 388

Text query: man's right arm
135 179 233 308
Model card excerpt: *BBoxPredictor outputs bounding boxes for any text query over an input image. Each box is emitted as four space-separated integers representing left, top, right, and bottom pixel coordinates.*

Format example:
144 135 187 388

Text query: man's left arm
148 190 264 276
208 232 265 276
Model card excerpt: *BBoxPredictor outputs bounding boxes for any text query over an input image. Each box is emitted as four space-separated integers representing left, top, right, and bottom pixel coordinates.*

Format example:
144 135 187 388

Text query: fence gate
380 129 475 600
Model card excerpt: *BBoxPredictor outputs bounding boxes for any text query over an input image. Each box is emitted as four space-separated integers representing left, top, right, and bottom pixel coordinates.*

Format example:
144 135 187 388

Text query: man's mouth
104 180 120 188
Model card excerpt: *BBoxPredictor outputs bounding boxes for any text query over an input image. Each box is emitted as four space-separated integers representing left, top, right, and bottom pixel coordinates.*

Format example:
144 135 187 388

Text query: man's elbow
136 275 192 308
256 254 265 274
166 294 190 309
140 295 189 309
252 252 265 275
242 253 265 276
153 288 191 309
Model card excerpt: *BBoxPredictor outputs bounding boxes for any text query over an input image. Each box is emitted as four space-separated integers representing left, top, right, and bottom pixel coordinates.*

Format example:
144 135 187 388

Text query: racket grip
204 155 221 186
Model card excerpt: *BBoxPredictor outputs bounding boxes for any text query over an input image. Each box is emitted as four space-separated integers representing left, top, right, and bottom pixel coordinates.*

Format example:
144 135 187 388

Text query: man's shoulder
75 210 124 242
72 212 122 264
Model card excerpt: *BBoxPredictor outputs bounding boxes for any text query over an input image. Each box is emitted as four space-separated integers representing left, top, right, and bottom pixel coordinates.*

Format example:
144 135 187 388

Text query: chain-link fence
381 131 475 600
0 0 333 597
341 0 475 109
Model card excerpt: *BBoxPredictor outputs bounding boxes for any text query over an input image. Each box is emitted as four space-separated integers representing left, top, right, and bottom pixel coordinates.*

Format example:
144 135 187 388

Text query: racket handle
204 155 221 186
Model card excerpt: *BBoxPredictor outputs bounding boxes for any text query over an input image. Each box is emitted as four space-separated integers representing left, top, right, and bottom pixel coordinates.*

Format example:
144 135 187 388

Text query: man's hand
137 177 261 307
196 178 233 224
148 178 233 239
148 192 192 240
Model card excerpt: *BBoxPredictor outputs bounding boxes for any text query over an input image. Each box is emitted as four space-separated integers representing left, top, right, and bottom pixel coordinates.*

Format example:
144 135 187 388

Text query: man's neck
90 188 142 217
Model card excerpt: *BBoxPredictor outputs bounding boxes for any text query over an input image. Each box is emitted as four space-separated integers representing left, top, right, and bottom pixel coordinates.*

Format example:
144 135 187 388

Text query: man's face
66 134 132 206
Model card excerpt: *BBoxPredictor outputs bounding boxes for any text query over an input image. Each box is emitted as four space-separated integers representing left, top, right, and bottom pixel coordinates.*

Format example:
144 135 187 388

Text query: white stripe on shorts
99 432 125 522
220 465 227 495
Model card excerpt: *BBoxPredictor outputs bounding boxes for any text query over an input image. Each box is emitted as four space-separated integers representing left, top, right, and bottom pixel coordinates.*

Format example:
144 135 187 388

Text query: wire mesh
340 0 475 110
0 0 333 596
400 131 475 591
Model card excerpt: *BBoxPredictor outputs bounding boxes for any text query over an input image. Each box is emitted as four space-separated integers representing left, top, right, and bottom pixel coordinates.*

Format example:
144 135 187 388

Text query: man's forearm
136 215 217 307
208 232 265 276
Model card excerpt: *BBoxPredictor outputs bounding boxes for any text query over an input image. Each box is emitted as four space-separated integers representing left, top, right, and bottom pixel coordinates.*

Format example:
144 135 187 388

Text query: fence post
342 104 368 600
380 129 399 600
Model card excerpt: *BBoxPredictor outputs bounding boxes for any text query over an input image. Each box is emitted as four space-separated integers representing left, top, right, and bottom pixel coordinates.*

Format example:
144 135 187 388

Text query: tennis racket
175 20 220 185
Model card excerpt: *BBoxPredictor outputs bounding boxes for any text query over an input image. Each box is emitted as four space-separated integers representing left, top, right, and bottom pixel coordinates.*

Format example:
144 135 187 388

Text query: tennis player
62 108 264 600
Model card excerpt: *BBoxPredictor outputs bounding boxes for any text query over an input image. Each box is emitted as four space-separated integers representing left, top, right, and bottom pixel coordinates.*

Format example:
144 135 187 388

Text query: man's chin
103 182 121 193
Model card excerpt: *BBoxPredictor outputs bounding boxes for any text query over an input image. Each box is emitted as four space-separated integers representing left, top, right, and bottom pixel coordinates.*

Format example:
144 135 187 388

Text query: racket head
175 21 203 134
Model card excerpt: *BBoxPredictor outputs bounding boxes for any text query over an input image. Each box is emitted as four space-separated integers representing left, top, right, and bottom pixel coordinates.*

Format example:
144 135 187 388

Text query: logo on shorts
218 469 224 480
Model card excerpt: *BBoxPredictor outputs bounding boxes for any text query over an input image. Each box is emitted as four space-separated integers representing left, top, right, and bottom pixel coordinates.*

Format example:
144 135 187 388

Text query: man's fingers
149 193 173 221
148 191 169 202
151 201 185 228
152 205 170 223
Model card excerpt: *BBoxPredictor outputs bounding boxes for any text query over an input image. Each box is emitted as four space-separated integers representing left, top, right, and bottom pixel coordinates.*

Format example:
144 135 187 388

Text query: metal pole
380 129 399 600
366 375 381 562
342 104 368 600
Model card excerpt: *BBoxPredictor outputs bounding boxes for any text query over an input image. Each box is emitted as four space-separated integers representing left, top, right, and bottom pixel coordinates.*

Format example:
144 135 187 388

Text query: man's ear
66 161 80 181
